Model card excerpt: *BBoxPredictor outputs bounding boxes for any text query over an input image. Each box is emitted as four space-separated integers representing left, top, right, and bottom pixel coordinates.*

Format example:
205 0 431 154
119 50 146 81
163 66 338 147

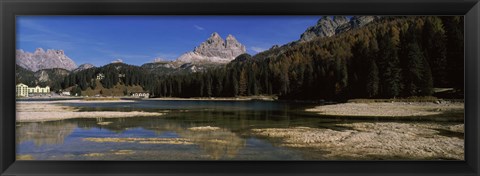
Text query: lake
16 100 464 160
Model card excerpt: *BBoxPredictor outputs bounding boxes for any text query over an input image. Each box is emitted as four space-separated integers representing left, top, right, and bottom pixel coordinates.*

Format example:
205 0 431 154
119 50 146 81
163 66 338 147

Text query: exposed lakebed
16 99 464 160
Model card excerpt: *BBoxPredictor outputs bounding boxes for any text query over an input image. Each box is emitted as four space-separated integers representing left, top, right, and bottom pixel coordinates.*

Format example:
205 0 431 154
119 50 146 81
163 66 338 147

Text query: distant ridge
16 48 78 72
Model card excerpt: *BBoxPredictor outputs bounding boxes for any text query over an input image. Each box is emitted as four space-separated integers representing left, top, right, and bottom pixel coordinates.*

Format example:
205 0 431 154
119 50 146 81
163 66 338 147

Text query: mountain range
16 16 378 72
16 16 380 90
16 48 77 72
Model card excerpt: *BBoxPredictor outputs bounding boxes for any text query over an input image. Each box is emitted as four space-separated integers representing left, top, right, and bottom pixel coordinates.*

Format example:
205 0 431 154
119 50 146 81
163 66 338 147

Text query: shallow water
16 100 462 160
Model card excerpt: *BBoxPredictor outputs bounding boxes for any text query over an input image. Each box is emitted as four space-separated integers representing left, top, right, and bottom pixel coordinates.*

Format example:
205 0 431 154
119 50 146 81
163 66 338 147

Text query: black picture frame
1 0 479 175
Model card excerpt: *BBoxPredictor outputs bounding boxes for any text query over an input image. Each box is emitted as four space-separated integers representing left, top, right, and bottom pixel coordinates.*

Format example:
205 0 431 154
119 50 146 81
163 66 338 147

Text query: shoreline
16 98 465 122
16 100 164 122
305 101 464 119
147 96 277 101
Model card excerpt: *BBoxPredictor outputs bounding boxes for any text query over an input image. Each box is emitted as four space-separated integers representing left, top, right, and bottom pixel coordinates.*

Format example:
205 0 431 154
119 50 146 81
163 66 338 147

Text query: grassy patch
17 154 35 160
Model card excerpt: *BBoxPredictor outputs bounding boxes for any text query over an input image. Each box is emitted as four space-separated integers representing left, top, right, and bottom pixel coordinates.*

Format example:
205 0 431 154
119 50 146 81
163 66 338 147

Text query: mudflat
16 100 165 122
251 122 464 160
306 102 464 118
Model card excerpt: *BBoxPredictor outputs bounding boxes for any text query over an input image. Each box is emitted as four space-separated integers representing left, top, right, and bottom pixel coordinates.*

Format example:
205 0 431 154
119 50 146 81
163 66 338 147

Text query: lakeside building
16 83 50 97
131 92 150 98
16 83 29 97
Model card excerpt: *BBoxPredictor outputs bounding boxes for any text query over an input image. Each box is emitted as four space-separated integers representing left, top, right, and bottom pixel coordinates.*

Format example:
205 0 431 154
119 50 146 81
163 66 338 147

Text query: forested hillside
62 63 154 92
16 65 69 91
16 65 36 86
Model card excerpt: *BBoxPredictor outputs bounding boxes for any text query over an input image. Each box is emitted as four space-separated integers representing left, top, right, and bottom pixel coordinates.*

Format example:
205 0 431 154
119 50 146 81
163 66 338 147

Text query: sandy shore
251 122 464 160
16 100 164 122
18 99 137 104
306 102 464 118
148 96 276 101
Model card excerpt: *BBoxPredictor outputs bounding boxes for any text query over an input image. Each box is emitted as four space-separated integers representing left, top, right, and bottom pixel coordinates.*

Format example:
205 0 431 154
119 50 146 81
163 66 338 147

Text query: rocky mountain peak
204 32 224 45
16 48 77 72
349 16 379 28
73 63 95 72
333 16 349 26
300 16 338 42
34 48 45 54
299 16 380 43
210 32 221 38
177 32 246 64
152 58 167 63
225 34 243 49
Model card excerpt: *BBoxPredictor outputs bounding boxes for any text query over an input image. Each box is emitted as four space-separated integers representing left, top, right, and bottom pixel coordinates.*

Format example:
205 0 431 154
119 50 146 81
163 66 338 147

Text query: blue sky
17 16 321 66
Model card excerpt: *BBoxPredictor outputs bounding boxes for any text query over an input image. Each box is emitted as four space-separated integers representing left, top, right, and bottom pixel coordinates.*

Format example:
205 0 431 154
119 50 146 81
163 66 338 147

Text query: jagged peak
177 32 246 64
208 32 223 40
333 16 347 20
211 32 220 37
34 48 45 54
16 48 77 72
299 16 380 43
226 34 236 40
46 49 65 55
318 16 332 22
204 32 225 46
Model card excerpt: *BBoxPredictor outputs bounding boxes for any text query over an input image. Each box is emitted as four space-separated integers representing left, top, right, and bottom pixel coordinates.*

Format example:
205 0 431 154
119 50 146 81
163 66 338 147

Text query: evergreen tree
442 16 464 91
400 23 426 96
238 68 248 96
377 29 402 98
423 17 447 87
366 58 379 98
420 57 434 96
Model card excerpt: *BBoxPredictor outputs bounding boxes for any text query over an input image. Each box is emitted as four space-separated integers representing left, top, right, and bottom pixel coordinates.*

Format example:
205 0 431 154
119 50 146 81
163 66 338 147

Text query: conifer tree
423 17 447 87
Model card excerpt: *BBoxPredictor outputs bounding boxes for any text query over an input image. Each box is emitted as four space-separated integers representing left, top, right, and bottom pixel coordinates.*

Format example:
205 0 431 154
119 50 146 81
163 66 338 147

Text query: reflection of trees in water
72 110 316 132
70 113 249 159
57 109 331 159
16 121 76 146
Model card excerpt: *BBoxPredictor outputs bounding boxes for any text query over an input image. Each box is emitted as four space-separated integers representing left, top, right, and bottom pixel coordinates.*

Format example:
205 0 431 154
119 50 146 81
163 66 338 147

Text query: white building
28 86 50 95
96 73 105 80
16 83 29 97
131 92 150 98
16 84 50 97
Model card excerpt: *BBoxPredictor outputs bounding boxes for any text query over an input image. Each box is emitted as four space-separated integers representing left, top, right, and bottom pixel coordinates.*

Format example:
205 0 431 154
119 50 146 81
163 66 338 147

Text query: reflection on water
16 121 76 146
16 100 462 160
182 127 245 159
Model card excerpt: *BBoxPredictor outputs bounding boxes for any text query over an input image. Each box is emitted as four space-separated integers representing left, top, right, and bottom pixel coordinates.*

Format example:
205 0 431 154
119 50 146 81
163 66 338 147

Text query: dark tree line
62 63 155 93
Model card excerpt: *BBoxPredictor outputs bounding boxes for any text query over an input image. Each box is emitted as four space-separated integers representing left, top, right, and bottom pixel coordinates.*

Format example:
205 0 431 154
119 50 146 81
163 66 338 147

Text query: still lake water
16 100 460 160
